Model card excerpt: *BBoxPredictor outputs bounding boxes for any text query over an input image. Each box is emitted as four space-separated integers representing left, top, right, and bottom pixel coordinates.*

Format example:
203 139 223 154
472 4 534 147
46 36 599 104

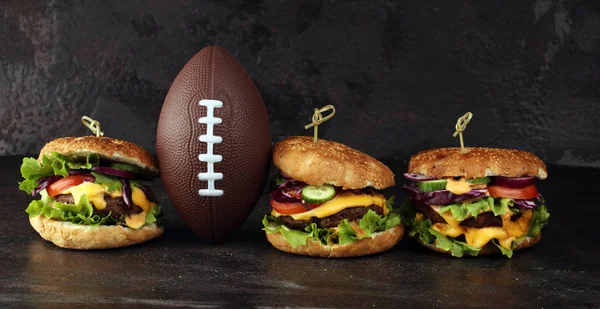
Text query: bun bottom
265 225 404 258
29 216 164 250
417 233 541 256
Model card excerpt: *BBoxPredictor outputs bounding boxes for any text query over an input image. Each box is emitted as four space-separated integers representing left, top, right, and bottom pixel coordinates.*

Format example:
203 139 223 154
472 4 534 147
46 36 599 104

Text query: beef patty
278 205 384 230
415 202 523 228
54 194 143 218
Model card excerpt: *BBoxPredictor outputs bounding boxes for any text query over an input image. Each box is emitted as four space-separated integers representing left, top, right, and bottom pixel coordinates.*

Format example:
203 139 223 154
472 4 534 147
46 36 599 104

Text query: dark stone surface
1 156 599 308
1 1 599 167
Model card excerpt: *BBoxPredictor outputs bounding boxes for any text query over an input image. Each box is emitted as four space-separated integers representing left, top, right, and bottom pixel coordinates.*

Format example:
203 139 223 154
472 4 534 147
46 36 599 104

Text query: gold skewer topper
452 112 472 153
81 116 104 137
304 105 336 143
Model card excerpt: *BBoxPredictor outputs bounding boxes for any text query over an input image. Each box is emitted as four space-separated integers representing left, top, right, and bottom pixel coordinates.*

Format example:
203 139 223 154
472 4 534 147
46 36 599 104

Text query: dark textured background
1 0 599 167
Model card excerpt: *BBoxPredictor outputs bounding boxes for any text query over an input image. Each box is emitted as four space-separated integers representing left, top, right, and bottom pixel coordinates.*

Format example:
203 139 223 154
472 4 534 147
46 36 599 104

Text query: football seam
197 99 224 196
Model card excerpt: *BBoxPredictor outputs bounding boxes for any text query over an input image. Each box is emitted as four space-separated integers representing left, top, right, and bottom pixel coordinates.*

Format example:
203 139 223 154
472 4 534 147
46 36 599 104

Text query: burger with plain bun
19 136 163 249
262 136 404 258
401 147 550 258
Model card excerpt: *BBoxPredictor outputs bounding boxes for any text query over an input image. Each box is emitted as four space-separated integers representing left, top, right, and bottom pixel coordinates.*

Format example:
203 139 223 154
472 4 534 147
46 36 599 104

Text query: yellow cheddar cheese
62 182 108 210
271 191 387 220
132 187 155 212
125 212 147 229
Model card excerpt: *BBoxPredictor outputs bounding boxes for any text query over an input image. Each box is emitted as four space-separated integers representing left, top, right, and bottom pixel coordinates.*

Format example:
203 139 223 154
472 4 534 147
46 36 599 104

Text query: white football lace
197 99 224 197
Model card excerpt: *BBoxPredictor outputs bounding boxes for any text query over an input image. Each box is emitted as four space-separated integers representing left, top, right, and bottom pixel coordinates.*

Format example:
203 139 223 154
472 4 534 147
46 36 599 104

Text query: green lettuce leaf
359 209 384 237
408 217 436 244
91 172 122 192
440 202 469 221
305 222 334 245
358 208 402 238
509 202 549 249
492 198 511 216
382 196 402 230
262 215 281 234
493 239 513 258
383 213 401 230
438 197 502 221
145 205 162 225
429 229 481 257
25 189 55 217
279 226 314 248
351 196 402 242
337 219 356 245
25 191 112 226
25 199 45 217
262 215 314 248
528 203 550 237
385 196 395 211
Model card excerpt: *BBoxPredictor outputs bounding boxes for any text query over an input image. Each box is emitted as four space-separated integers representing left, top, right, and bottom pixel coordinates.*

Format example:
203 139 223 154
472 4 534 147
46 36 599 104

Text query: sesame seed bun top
273 136 395 189
408 147 547 179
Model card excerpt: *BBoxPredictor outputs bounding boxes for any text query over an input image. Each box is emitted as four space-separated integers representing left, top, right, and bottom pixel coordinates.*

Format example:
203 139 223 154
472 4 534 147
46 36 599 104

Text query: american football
156 46 271 242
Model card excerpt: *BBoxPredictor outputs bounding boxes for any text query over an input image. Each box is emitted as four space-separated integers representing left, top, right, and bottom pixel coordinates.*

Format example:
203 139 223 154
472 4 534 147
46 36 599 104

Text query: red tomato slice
488 184 538 200
46 176 86 197
270 199 307 214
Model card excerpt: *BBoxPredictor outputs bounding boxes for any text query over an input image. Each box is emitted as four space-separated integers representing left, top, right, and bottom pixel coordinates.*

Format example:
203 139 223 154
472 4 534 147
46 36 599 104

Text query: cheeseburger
262 136 404 258
19 136 163 249
401 147 550 258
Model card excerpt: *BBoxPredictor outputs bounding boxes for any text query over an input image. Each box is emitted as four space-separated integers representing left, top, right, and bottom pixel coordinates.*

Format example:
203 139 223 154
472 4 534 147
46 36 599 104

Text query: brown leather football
156 46 271 242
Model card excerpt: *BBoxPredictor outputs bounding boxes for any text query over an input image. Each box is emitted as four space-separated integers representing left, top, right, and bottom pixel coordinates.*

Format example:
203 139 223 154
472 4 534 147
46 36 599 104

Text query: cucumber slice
418 177 491 192
418 179 447 192
466 177 490 185
302 185 336 203
109 162 144 174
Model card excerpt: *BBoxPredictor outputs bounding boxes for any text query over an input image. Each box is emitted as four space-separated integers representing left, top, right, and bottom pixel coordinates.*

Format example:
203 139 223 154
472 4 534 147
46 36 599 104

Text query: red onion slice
92 166 138 179
32 176 61 196
403 173 438 182
491 176 536 188
121 179 133 208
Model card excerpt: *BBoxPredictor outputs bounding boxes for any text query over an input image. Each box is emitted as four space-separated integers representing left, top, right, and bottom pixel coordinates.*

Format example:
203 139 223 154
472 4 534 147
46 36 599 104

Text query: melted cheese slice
445 177 472 195
431 208 533 250
271 191 387 220
63 182 108 210
125 212 147 229
132 187 155 212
